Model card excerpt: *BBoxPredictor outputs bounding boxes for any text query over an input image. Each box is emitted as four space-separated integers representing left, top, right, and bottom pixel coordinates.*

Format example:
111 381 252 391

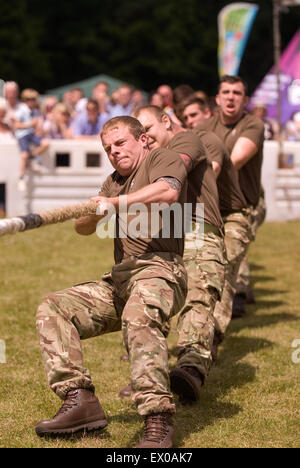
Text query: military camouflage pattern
175 232 226 379
36 252 187 416
214 210 252 337
235 196 266 294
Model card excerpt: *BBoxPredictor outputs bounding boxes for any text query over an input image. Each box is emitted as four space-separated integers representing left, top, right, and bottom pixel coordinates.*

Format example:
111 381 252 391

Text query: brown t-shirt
167 131 223 231
194 129 248 216
195 112 264 207
99 147 187 264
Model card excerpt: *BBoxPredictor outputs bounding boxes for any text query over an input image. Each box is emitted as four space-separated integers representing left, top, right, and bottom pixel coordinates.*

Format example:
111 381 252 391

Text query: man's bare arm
230 136 258 170
90 177 182 217
74 214 105 235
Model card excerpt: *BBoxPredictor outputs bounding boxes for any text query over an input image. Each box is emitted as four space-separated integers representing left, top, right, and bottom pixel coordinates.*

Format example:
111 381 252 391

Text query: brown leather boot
137 413 174 448
118 383 132 398
170 366 203 402
35 389 108 437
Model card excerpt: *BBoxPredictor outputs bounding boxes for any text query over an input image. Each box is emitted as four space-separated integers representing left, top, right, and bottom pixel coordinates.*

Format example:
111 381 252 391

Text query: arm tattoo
156 177 182 191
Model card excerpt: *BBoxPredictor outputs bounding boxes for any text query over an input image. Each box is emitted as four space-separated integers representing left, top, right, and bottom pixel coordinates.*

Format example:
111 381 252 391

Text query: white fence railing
1 139 300 221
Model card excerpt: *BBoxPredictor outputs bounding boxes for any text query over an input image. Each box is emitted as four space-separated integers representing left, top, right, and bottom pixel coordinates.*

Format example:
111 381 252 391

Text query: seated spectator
251 103 279 140
156 84 182 125
4 81 22 131
69 98 109 138
194 89 209 103
0 98 15 142
42 103 72 139
283 111 300 141
156 84 174 112
13 88 49 191
131 88 147 112
110 84 134 117
71 87 88 116
149 92 164 108
92 81 111 113
36 95 59 137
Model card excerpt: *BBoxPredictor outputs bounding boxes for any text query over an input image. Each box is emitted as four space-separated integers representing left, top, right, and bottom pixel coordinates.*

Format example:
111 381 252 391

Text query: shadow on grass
109 335 273 448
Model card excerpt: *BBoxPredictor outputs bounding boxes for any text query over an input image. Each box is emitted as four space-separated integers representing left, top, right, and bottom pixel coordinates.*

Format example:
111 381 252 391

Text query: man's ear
215 94 220 107
162 113 172 130
139 133 148 147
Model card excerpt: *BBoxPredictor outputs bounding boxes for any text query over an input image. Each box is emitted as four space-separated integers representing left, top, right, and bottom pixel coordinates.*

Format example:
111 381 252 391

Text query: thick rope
39 201 98 225
0 201 99 237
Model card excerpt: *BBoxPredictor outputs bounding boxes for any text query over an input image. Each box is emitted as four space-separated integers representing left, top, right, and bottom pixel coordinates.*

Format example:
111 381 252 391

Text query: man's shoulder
194 116 219 133
170 130 203 147
240 112 265 131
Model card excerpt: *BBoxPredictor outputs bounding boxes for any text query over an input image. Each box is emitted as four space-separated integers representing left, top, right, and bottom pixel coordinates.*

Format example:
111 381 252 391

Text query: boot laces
55 390 80 416
143 413 169 443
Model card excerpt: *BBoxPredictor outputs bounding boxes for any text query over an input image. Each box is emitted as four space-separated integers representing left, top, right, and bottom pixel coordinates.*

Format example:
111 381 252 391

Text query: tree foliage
1 0 299 96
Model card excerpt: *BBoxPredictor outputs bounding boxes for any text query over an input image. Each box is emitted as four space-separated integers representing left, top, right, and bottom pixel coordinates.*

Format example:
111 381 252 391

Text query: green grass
0 221 299 448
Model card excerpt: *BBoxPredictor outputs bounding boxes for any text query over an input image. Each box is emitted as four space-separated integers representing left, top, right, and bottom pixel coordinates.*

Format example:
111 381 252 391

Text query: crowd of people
30 74 269 448
0 78 287 193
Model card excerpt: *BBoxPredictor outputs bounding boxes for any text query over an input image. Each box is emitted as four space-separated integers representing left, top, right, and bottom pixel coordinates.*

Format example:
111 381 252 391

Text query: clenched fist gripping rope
0 201 98 237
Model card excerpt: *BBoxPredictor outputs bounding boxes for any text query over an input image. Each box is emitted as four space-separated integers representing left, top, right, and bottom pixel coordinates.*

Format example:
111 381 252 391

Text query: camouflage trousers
235 196 267 294
214 210 252 337
36 252 187 416
175 231 226 380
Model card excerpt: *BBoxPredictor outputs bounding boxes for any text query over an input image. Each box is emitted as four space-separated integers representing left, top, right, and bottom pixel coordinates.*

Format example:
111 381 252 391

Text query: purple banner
249 29 300 125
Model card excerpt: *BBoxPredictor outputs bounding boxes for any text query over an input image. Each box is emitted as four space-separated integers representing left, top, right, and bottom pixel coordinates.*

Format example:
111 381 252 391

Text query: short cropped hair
100 116 146 141
181 95 209 113
132 105 170 123
218 75 248 95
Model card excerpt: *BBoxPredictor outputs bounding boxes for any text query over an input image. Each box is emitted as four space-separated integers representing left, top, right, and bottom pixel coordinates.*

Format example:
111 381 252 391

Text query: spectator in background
149 92 164 108
4 81 22 131
13 88 49 191
42 103 72 139
157 84 173 112
92 81 111 114
69 98 109 139
131 88 147 112
251 103 278 141
36 95 59 137
194 89 209 103
172 84 194 123
282 111 300 142
110 84 134 117
62 90 74 110
0 97 15 142
71 87 87 116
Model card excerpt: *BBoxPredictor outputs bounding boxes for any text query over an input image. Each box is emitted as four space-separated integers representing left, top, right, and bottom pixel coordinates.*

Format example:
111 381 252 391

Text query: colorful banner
218 3 259 77
249 29 300 125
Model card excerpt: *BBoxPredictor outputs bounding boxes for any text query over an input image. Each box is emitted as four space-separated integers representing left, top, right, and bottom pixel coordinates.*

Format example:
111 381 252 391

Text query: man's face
101 124 147 176
182 103 210 129
137 110 171 150
216 81 248 122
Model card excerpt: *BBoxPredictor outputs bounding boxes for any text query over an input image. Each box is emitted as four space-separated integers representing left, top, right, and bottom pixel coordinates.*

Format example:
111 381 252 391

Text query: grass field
0 220 299 448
